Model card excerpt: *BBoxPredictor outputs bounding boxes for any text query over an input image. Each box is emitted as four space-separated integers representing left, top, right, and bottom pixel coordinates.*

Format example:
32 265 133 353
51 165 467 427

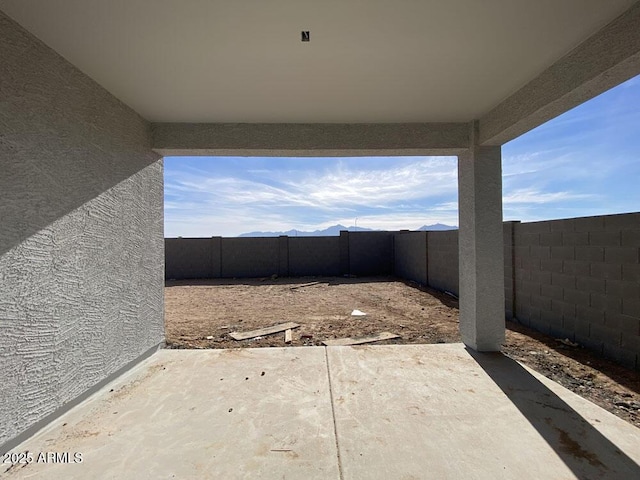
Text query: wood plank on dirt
284 329 293 343
229 322 300 341
290 281 322 290
322 332 401 347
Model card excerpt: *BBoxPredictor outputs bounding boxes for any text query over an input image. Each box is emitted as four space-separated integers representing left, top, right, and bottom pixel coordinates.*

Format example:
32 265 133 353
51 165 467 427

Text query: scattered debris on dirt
229 322 300 341
165 277 460 349
165 276 640 428
290 281 321 290
556 338 580 348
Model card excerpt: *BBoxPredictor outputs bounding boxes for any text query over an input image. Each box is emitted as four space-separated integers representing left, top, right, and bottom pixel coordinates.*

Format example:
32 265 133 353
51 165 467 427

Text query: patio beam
479 1 640 146
151 122 468 157
458 121 505 351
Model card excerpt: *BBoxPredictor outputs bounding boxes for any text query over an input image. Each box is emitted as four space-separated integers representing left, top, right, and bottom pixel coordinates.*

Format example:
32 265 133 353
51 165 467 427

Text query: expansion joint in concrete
324 347 345 480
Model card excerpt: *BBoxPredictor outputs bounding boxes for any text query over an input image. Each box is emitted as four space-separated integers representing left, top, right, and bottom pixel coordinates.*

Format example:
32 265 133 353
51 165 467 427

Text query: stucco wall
0 11 164 449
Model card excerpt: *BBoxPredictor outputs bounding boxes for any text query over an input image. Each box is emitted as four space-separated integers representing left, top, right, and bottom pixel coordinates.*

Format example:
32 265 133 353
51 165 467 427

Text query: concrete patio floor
4 344 640 479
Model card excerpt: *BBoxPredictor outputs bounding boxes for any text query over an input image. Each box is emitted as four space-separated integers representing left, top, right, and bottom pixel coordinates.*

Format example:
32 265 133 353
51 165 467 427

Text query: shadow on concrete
468 349 640 479
505 320 640 396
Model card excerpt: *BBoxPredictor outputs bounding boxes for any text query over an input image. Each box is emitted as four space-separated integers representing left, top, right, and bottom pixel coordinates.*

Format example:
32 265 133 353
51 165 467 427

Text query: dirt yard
165 276 640 428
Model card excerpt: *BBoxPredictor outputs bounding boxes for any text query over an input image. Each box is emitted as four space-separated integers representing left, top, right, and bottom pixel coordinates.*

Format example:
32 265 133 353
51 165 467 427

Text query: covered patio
4 344 640 479
1 1 640 477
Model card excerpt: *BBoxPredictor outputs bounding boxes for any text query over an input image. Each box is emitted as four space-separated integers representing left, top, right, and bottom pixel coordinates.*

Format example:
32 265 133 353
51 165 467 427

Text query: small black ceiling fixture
301 31 310 42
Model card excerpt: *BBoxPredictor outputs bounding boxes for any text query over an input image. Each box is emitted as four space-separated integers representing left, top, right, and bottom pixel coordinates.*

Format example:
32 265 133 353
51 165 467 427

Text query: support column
458 121 505 351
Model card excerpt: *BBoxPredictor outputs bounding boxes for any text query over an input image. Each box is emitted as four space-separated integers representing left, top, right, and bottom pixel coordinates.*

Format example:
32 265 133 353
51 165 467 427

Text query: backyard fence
165 212 640 369
165 231 395 279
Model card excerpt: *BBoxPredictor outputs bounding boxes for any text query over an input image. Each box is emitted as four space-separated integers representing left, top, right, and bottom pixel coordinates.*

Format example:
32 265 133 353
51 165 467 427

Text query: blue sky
165 75 640 237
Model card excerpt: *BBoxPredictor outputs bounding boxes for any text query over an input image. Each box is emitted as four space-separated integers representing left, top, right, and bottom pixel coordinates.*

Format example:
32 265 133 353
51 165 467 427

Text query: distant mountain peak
238 224 375 237
238 222 457 237
418 223 457 231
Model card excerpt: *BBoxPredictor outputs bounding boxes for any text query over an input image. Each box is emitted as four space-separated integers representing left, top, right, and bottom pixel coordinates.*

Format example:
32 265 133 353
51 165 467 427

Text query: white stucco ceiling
0 0 636 123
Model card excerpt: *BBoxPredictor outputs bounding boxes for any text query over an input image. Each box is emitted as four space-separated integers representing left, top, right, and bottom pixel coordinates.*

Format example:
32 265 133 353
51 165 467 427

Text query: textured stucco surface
457 129 505 351
0 11 164 449
151 122 468 157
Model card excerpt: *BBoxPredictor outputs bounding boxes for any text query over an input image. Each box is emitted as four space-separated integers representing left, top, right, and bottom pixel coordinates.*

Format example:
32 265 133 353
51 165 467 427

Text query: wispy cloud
503 189 597 205
501 74 640 221
164 156 459 236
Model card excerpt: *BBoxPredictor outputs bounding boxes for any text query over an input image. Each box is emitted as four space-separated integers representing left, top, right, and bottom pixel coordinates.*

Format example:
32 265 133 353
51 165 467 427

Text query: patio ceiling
1 1 639 145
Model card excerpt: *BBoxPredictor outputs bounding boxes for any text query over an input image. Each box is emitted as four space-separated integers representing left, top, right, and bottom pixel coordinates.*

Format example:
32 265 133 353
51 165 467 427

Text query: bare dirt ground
165 276 640 428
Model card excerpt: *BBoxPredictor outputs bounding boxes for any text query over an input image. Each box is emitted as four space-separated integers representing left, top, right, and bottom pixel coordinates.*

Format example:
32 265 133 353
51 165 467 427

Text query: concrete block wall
503 222 518 320
164 232 395 280
416 215 638 368
289 237 340 276
1 12 164 451
403 225 515 317
513 213 640 369
165 236 341 279
165 238 221 279
394 231 428 285
165 233 396 280
427 231 460 295
221 238 280 278
347 231 395 276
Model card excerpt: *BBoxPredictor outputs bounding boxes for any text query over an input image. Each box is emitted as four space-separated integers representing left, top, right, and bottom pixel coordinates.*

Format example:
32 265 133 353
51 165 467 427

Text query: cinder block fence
165 231 395 279
511 214 640 369
165 213 640 369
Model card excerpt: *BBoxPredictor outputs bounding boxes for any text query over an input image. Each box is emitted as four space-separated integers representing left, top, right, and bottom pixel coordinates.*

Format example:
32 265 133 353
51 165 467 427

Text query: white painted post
457 121 505 351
